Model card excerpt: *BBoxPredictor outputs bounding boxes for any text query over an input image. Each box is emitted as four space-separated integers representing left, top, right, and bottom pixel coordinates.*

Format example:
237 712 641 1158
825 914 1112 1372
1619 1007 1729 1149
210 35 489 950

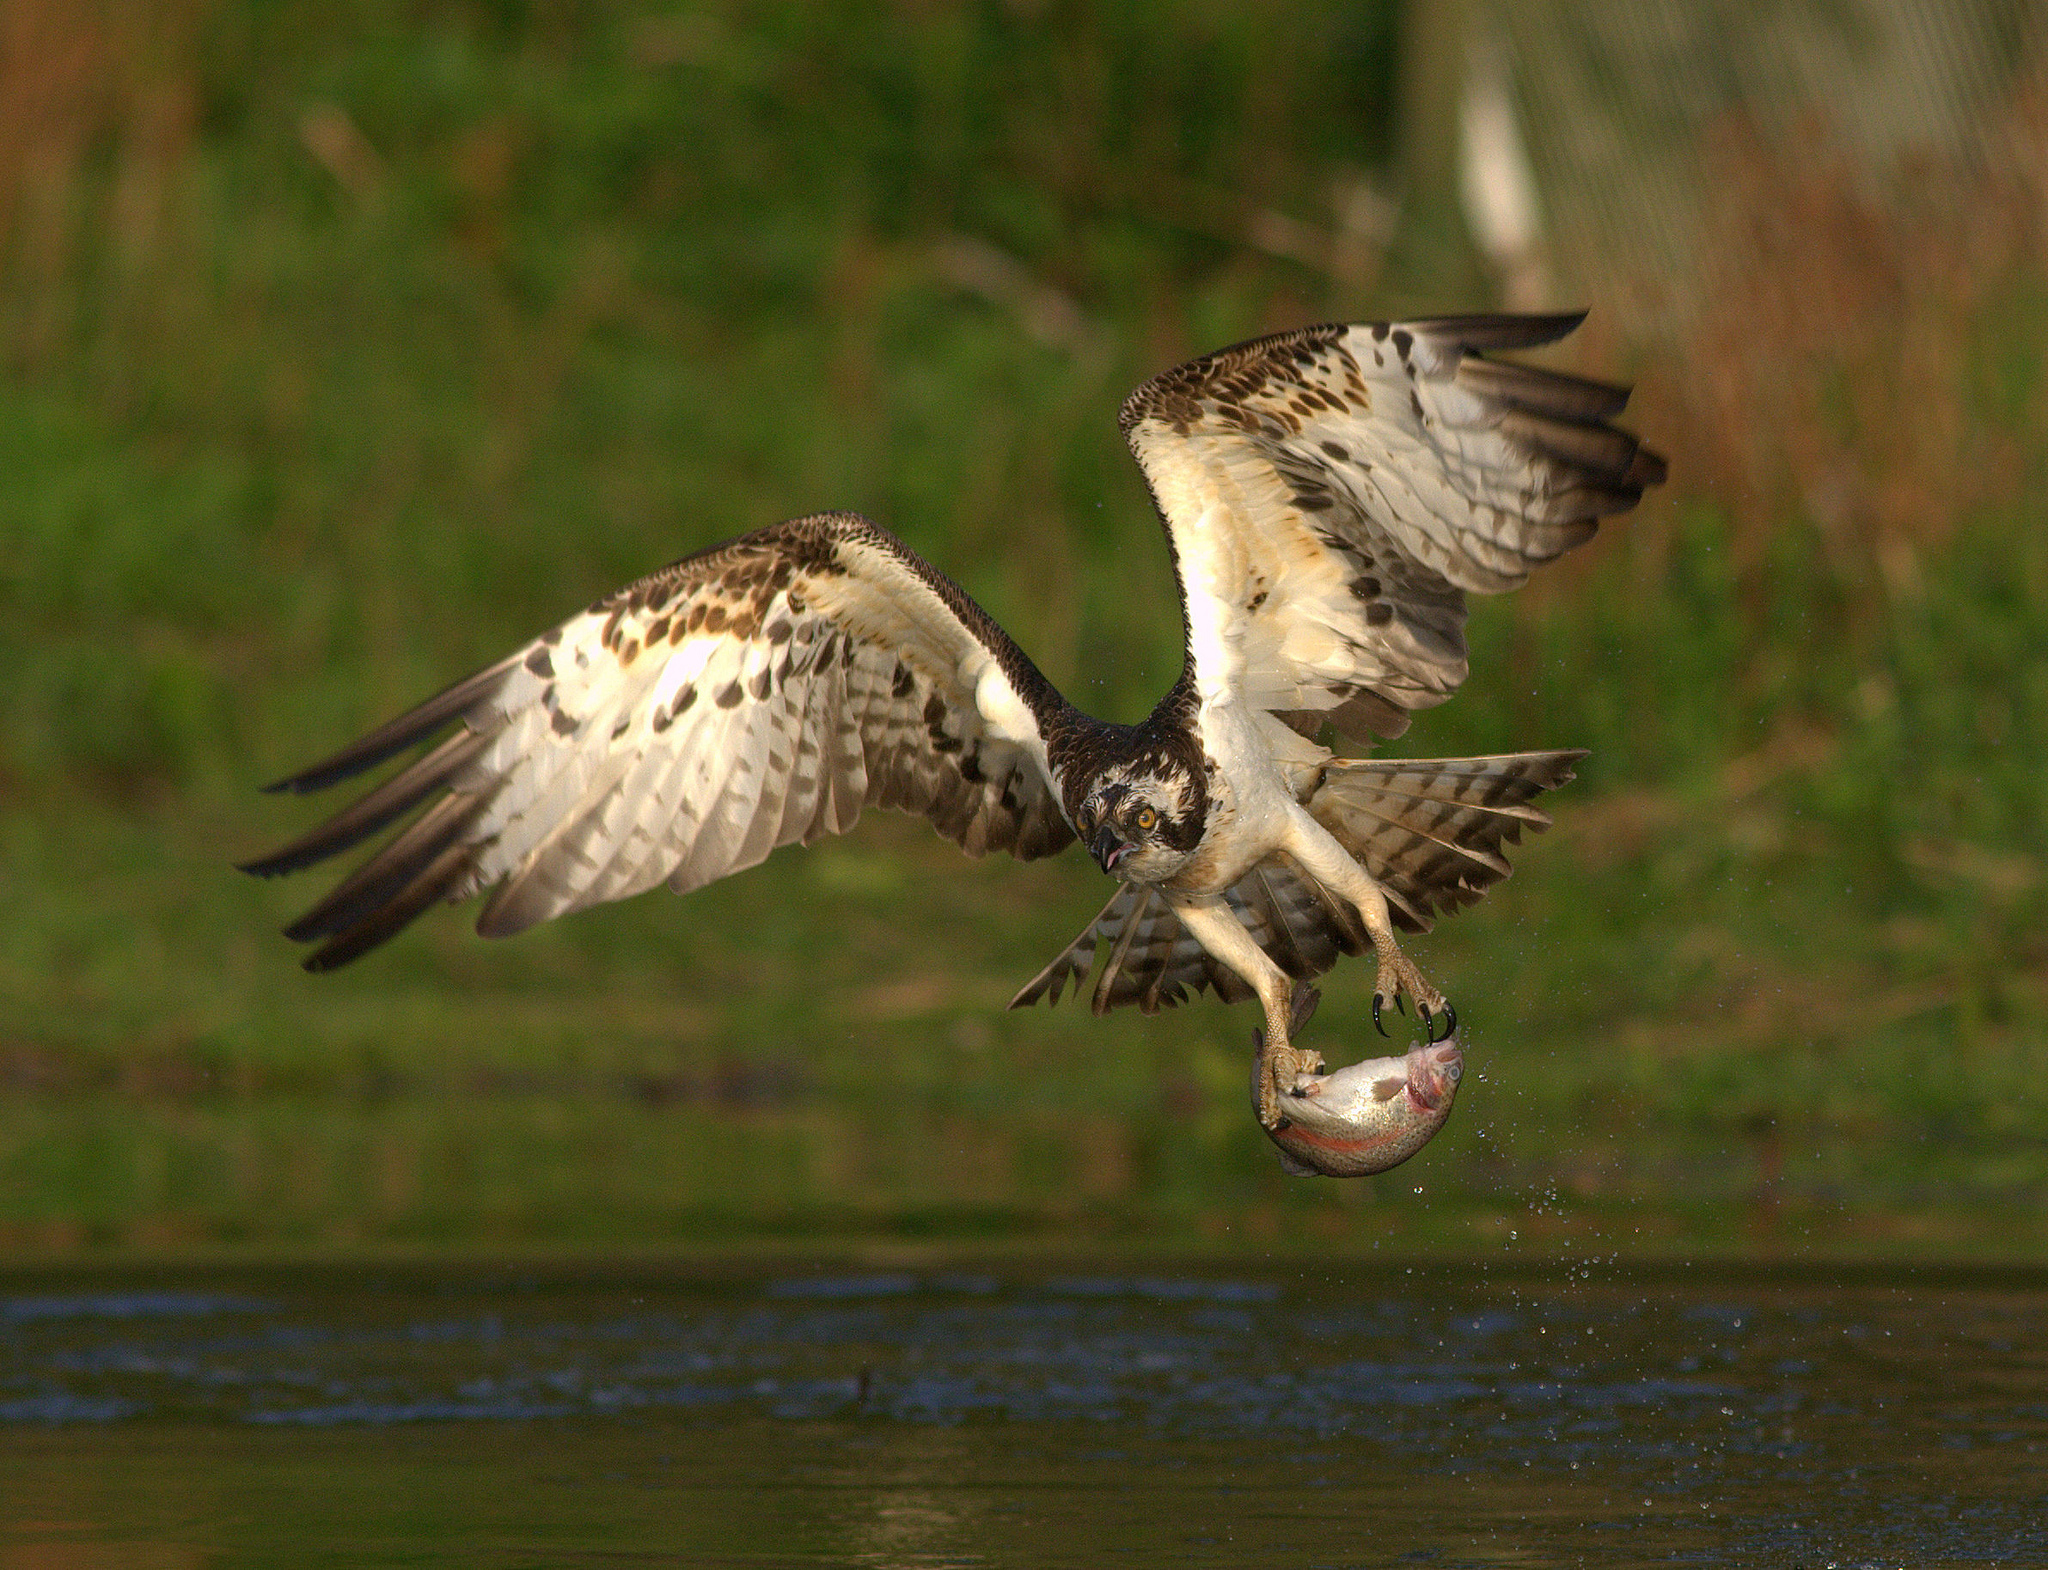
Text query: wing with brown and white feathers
243 512 1075 969
1122 313 1664 738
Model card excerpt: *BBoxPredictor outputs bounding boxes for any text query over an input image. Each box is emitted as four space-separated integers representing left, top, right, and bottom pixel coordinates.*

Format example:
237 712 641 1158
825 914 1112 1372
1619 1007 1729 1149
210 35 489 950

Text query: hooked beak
1089 823 1134 874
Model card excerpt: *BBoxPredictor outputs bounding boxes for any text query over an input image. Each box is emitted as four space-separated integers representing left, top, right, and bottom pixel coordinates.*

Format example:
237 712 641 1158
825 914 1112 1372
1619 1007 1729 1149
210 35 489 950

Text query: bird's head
1073 763 1202 882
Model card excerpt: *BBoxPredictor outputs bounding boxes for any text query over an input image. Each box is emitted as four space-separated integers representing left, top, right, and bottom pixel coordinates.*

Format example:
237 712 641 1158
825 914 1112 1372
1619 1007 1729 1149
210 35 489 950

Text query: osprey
244 313 1663 1128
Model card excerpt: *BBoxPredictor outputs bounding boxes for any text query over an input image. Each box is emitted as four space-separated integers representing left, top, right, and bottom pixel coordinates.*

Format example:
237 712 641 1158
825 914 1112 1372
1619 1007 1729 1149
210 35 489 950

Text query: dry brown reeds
0 0 202 366
1624 83 2048 619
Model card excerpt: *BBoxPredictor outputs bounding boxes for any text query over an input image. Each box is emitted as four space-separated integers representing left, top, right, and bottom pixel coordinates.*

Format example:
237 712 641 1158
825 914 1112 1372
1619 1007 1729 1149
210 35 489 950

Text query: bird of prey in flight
244 313 1663 1128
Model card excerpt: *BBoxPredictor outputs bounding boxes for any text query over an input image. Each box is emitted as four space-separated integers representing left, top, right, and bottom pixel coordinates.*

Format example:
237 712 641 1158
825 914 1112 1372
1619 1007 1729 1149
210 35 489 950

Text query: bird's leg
1251 999 1326 1132
1245 982 1327 1080
1369 936 1454 1043
1284 823 1456 1044
1250 982 1326 1131
1172 898 1319 1130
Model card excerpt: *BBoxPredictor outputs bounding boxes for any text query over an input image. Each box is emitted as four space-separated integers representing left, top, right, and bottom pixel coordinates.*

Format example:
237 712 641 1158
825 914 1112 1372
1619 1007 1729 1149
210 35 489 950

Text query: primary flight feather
245 312 1663 1126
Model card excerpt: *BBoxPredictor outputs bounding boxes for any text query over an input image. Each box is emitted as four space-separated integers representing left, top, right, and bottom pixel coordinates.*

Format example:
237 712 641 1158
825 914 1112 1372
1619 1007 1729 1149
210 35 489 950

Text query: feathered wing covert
242 512 1074 970
1125 312 1663 733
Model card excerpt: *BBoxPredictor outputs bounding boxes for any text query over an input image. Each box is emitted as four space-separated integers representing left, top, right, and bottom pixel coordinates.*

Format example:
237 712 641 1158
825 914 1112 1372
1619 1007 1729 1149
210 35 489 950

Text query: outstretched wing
1122 312 1665 739
243 511 1075 969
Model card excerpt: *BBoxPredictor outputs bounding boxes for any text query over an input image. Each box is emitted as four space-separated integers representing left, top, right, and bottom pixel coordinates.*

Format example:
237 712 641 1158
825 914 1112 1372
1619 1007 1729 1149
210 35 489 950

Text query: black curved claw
1372 996 1388 1037
1396 994 1408 1016
1426 1000 1458 1044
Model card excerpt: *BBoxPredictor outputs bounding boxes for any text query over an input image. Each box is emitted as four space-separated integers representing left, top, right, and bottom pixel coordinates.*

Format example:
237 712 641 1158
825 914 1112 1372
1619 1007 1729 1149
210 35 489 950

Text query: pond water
1 1260 2043 1566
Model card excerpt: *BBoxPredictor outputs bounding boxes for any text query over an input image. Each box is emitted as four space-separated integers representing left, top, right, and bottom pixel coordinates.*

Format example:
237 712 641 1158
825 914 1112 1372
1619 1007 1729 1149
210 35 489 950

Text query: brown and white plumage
1001 313 1662 1015
1123 314 1659 735
246 313 1661 1130
1012 750 1587 1015
244 513 1074 969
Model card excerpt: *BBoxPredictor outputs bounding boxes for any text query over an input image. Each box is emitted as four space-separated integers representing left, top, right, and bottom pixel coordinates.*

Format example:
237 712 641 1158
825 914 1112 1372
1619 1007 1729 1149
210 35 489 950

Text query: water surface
2 1260 2043 1565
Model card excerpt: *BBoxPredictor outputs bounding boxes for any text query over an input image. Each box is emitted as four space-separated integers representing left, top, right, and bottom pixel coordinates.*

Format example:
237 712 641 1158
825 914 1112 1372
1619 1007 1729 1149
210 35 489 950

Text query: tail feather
1010 749 1584 1014
1307 750 1584 932
1006 852 1354 1016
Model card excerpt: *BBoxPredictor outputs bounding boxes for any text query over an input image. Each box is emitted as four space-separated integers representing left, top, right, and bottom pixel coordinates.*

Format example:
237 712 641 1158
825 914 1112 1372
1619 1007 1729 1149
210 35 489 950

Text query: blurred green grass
2 2 2047 1260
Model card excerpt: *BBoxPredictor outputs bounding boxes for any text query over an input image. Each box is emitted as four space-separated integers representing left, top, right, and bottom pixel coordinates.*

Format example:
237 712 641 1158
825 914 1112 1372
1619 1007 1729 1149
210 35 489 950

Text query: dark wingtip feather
301 841 476 971
1630 445 1669 488
1499 409 1646 481
1457 355 1631 422
1413 310 1588 351
280 794 486 947
261 654 518 796
240 728 491 880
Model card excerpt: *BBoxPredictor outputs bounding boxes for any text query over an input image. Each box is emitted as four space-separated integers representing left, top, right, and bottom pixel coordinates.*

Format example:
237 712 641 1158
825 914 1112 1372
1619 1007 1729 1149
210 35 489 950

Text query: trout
1250 985 1463 1178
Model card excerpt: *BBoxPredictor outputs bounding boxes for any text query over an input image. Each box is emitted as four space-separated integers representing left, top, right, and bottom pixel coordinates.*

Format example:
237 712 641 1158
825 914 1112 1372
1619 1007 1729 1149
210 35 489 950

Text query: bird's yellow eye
1134 805 1158 832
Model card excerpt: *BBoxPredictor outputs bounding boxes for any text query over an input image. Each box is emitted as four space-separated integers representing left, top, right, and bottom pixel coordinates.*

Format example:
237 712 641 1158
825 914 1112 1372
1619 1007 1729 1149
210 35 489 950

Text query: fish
1249 984 1463 1178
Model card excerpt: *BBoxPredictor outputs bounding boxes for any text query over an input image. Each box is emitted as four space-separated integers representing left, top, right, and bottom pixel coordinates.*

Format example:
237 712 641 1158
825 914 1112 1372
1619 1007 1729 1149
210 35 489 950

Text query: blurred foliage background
3 0 2047 1260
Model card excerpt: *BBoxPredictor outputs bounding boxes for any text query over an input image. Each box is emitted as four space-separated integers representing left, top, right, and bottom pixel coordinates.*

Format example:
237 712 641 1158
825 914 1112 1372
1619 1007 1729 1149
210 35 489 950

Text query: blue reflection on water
2 1291 271 1323
1 1266 2044 1564
0 1392 140 1423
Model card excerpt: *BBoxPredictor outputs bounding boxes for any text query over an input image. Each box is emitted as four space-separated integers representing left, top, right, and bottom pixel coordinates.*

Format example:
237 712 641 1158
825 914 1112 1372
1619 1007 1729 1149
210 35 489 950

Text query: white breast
1170 701 1325 896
